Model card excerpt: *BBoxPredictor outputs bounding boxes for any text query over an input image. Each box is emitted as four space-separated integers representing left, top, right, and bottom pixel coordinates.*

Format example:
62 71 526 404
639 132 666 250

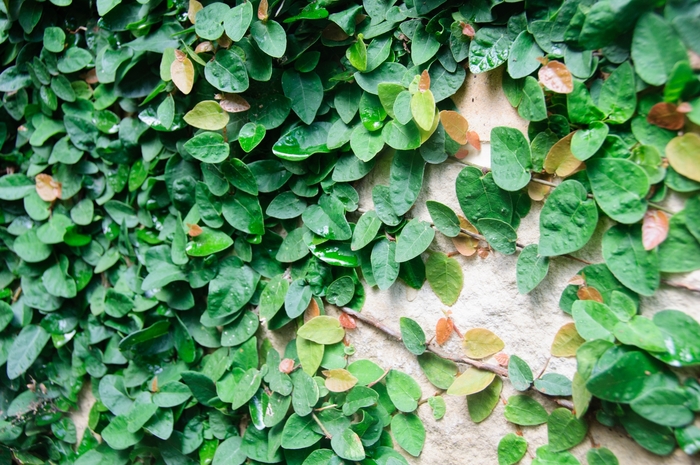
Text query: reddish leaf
642 209 669 250
258 0 268 21
460 22 475 38
279 358 295 374
440 110 468 145
303 298 320 323
35 173 62 201
435 317 454 345
418 69 430 92
466 130 481 151
538 61 573 94
647 102 685 130
677 102 692 114
577 286 603 303
477 247 490 259
454 148 469 159
187 223 203 237
82 68 98 84
339 313 357 330
494 352 509 367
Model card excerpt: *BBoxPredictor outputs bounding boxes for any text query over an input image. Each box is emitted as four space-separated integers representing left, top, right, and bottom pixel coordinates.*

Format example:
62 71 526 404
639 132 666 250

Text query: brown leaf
439 110 468 145
568 275 586 286
339 313 356 329
303 298 320 323
538 61 573 94
494 352 509 367
187 223 203 237
188 0 203 24
452 216 479 256
577 286 603 302
477 247 490 259
35 174 62 201
463 328 505 359
647 102 685 130
543 132 582 177
418 69 430 92
217 35 232 49
435 317 454 345
150 376 158 393
279 358 295 374
171 56 194 95
322 23 350 41
82 68 98 84
194 41 214 53
466 130 481 151
551 323 585 357
219 94 251 113
642 209 669 250
258 0 268 21
460 22 475 38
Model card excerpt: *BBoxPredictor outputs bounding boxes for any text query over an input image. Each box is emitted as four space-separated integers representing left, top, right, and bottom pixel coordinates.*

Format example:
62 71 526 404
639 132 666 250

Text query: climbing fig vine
0 0 699 463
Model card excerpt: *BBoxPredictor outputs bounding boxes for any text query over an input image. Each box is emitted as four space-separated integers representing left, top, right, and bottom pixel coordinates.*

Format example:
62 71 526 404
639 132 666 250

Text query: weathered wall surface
337 66 700 465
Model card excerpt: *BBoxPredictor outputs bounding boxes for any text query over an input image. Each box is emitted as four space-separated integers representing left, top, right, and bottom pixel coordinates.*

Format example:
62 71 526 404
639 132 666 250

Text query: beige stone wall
341 66 700 465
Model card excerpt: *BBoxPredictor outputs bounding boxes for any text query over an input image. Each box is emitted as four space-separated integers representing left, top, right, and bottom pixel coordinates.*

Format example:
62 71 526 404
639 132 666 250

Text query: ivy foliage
0 0 699 463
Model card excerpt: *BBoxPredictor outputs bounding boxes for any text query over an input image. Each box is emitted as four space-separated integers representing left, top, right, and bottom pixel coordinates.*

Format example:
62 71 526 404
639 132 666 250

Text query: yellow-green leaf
666 133 700 182
463 328 504 359
446 368 496 396
551 323 585 357
411 89 436 131
323 368 358 392
184 100 230 130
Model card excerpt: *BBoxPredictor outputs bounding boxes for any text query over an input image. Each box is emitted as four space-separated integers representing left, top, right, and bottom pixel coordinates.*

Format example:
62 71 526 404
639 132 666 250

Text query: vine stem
340 306 508 377
311 412 332 439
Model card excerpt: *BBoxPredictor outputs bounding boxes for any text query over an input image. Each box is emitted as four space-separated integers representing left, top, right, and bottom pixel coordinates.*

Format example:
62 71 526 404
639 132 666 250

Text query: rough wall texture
338 66 700 465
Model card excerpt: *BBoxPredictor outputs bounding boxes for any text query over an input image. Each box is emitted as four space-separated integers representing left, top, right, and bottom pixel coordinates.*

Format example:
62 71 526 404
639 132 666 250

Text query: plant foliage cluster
0 0 699 463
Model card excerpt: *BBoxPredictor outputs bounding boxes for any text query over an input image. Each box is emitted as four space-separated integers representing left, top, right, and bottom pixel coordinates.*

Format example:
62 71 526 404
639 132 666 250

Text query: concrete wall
336 66 700 465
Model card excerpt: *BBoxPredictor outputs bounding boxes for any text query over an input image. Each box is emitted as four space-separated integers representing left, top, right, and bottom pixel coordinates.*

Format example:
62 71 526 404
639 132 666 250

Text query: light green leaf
490 126 532 191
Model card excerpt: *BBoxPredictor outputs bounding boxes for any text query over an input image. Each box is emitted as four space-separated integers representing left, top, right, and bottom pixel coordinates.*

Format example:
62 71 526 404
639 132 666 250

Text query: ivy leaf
543 132 581 177
631 13 687 86
504 395 548 426
551 323 585 357
602 224 659 296
238 122 266 153
426 252 463 306
412 24 440 66
331 428 365 461
371 238 399 290
586 448 619 465
570 122 609 161
598 61 636 124
297 316 345 344
351 210 382 251
410 89 436 131
399 317 426 355
490 126 532 191
463 328 505 359
572 300 620 343
587 158 650 224
446 368 495 396
223 2 253 42
455 167 513 225
508 355 533 391
250 20 287 58
7 325 50 379
467 376 502 423
538 60 573 94
389 150 426 215
282 70 323 125
184 101 230 130
170 54 194 95
666 134 700 183
507 31 543 79
498 433 528 465
395 219 434 263
652 310 700 367
613 316 666 353
391 413 425 457
516 244 549 294
184 132 230 163
427 201 460 238
205 50 249 93
386 369 422 412
477 218 517 255
547 408 587 452
538 180 598 257
469 27 511 73
323 368 358 392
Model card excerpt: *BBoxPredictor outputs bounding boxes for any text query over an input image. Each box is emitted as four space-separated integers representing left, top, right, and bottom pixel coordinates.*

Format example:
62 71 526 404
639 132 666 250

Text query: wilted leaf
463 328 505 359
647 102 685 130
279 358 295 374
35 174 62 201
171 54 195 95
666 133 700 182
435 318 454 345
303 298 320 323
188 0 203 23
527 178 551 201
577 286 603 302
642 209 669 250
568 275 585 286
219 94 251 113
194 41 214 53
323 369 358 392
538 61 573 94
452 216 479 256
339 313 356 329
544 133 582 177
440 110 468 145
258 0 268 20
551 323 585 357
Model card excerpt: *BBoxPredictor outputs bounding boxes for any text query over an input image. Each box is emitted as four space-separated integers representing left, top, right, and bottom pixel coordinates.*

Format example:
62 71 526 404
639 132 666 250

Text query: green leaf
184 132 230 163
428 396 446 420
630 387 694 427
371 238 400 290
298 316 345 344
412 24 440 66
391 413 425 457
250 20 287 58
205 49 249 93
507 31 543 79
508 355 534 391
223 192 265 235
273 122 331 161
225 158 259 195
567 80 605 124
598 61 636 124
426 252 463 306
399 317 426 355
547 408 587 452
477 218 517 255
516 245 549 294
586 346 661 403
613 316 665 352
331 428 365 461
417 352 458 390
426 201 460 237
282 70 323 125
101 416 144 450
467 376 503 423
456 167 513 225
395 219 434 263
587 158 650 224
223 2 253 42
518 76 547 122
347 359 385 386
285 278 312 318
631 13 687 86
652 310 700 367
498 433 528 465
57 47 93 73
602 224 659 296
212 436 246 465
571 122 609 161
490 126 532 191
386 369 422 412
469 27 511 73
410 90 436 131
43 27 66 53
504 395 548 426
238 122 266 153
352 210 382 251
538 180 598 257
7 325 50 379
0 174 35 200
346 37 367 71
186 227 233 257
586 448 619 465
259 275 289 320
389 150 425 216
153 382 192 408
195 2 228 39
675 425 700 456
658 212 700 273
531 446 580 465
281 414 323 450
266 192 306 219
620 409 675 455
572 300 619 342
302 194 351 240
184 101 230 131
207 257 260 319
382 120 421 150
